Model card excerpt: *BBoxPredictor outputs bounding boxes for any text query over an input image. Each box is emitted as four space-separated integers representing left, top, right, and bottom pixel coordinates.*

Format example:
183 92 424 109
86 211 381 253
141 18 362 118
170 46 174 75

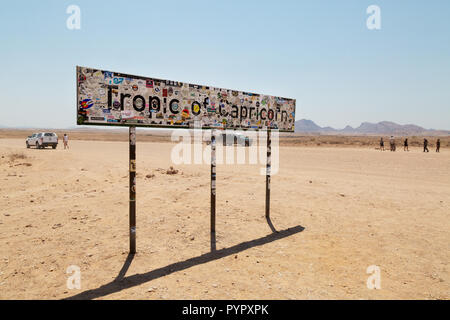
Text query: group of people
379 137 441 153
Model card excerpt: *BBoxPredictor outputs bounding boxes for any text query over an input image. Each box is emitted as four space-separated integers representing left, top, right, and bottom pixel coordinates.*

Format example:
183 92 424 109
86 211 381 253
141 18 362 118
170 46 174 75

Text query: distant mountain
294 119 323 132
355 121 425 135
295 119 450 136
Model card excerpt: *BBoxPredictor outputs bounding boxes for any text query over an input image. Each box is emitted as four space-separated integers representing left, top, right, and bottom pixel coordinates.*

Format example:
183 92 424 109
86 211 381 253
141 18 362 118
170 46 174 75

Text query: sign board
77 66 296 131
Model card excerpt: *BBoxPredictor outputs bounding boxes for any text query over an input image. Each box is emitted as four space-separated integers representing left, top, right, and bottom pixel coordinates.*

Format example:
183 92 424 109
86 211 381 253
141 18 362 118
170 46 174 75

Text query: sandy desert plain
0 129 449 299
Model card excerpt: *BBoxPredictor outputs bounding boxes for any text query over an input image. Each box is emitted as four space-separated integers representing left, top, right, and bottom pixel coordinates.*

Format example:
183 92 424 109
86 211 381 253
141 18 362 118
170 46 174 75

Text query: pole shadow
115 253 135 281
65 225 304 300
210 231 216 252
266 215 277 233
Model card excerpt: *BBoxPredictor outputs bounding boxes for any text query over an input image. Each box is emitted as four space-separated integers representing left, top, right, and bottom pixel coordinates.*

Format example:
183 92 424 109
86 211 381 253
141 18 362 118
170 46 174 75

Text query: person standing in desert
380 137 385 151
390 136 396 152
403 138 409 151
63 133 69 150
436 139 441 153
423 138 429 152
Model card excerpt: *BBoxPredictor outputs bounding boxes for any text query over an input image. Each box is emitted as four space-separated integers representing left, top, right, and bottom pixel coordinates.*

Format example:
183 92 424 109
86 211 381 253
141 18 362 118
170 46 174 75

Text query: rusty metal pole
265 129 271 218
211 130 216 236
129 126 136 254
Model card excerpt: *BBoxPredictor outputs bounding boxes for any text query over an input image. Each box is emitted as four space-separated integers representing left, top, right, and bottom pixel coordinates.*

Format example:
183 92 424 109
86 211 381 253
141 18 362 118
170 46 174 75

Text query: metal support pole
129 126 136 254
265 129 271 218
210 130 216 236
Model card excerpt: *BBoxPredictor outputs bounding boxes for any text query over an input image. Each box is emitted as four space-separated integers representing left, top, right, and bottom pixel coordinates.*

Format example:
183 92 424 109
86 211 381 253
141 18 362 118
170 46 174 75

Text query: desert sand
0 133 449 299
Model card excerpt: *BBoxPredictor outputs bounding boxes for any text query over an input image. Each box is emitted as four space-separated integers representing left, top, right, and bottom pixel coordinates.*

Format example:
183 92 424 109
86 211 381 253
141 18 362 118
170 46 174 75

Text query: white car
206 132 252 147
26 132 58 149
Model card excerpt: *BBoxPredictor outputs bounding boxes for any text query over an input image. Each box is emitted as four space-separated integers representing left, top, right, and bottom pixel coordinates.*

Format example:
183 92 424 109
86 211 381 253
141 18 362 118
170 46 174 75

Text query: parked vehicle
235 133 251 147
26 132 58 149
222 133 251 147
206 132 252 147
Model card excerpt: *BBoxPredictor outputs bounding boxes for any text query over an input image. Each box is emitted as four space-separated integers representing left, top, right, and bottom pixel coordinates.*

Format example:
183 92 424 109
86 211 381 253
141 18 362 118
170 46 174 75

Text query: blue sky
0 0 449 129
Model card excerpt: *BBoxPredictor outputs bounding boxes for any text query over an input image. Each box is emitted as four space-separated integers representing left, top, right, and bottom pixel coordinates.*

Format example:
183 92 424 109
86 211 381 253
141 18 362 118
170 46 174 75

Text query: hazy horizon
1 118 449 132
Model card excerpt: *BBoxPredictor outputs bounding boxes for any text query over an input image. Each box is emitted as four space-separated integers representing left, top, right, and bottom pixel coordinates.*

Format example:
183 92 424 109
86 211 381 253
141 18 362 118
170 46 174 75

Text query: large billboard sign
77 66 296 131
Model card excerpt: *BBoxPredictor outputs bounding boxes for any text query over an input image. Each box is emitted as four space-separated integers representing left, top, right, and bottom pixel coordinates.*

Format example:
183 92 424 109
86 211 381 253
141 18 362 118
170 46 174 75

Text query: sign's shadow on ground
66 220 304 300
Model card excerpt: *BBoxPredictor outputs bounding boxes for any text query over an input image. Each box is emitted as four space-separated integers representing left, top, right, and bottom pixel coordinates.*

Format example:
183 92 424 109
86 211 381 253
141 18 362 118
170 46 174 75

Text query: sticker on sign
76 66 296 131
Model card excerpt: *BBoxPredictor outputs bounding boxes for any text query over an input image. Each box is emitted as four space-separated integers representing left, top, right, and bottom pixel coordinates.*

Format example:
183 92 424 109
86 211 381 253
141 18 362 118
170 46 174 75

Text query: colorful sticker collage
77 66 296 132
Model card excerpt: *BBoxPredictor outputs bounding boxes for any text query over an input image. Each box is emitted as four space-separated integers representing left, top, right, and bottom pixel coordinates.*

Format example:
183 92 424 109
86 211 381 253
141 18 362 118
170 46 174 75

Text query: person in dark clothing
423 138 429 152
390 136 396 152
403 138 409 151
436 139 441 153
380 138 385 151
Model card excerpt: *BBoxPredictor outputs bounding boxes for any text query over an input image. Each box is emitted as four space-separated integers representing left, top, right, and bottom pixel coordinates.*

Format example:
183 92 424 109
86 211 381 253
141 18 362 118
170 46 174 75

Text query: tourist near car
26 132 58 149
